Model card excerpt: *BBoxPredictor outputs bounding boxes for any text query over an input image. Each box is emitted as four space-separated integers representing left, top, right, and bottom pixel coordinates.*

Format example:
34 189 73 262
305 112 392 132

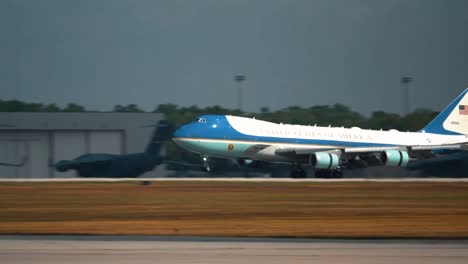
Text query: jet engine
381 150 409 167
310 152 340 170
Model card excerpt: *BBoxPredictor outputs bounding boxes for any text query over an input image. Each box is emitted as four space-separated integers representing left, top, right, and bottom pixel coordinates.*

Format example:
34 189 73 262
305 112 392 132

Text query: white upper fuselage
224 116 465 146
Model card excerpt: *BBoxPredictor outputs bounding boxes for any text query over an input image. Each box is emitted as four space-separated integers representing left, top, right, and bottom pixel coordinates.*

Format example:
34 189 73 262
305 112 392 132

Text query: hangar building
0 112 165 178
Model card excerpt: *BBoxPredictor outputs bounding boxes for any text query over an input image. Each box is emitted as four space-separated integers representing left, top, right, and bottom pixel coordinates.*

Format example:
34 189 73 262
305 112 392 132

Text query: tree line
0 99 438 131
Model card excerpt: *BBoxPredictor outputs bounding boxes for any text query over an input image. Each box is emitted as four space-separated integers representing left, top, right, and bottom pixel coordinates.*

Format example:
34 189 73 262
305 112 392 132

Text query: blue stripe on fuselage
174 115 397 148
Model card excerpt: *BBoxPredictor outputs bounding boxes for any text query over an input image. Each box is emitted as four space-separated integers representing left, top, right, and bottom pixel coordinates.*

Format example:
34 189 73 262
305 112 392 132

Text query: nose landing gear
202 155 211 172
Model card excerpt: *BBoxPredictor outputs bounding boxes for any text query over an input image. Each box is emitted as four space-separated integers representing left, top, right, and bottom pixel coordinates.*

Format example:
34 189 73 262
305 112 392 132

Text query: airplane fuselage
56 153 163 178
173 115 468 163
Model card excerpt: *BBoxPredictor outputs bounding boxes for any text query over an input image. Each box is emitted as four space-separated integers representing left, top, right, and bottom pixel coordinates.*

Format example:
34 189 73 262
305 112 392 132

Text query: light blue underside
178 139 255 158
197 141 253 157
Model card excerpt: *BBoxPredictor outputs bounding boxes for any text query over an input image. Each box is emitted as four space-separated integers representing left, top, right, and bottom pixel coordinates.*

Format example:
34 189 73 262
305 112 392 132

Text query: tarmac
1 236 468 264
1 177 468 182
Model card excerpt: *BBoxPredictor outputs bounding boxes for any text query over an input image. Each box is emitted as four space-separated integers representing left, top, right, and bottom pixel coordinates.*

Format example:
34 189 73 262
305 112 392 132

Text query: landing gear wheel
315 170 331 178
290 165 307 178
332 170 343 178
299 169 306 178
315 169 343 178
314 170 323 178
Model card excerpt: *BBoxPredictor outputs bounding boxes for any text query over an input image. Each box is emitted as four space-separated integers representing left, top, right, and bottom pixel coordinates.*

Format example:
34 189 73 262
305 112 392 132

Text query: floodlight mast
234 75 246 112
401 76 413 115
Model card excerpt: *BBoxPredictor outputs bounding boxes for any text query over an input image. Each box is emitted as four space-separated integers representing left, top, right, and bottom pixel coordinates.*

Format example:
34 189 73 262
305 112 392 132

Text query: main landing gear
314 169 343 178
289 165 344 178
290 165 307 178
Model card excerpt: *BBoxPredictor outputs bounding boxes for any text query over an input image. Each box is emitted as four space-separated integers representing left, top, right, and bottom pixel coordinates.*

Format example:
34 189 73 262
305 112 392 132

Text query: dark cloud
1 0 467 114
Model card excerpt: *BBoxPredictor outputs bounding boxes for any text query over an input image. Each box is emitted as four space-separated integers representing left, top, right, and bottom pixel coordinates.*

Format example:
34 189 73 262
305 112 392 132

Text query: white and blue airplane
173 89 468 177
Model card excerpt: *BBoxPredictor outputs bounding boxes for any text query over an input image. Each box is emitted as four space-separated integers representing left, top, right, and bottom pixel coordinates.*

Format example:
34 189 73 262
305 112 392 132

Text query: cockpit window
195 117 207 123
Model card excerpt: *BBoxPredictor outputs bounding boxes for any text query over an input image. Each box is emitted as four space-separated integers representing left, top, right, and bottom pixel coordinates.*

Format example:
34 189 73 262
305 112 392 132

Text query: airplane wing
406 151 468 177
0 156 28 167
274 143 468 157
268 143 468 170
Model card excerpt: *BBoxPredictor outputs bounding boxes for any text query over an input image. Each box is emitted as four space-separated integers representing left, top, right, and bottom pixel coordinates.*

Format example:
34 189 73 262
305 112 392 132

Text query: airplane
172 89 468 178
55 120 174 178
407 150 468 177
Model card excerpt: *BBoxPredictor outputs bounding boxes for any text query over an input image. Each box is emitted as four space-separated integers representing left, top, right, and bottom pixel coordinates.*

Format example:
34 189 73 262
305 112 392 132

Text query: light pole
401 76 413 115
234 75 246 112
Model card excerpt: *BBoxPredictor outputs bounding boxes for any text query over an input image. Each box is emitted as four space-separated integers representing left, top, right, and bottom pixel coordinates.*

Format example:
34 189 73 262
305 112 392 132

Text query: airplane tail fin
145 120 175 156
422 88 468 135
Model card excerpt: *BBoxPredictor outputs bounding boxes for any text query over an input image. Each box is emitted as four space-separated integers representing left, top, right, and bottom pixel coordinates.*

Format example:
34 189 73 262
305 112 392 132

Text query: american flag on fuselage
459 105 468 115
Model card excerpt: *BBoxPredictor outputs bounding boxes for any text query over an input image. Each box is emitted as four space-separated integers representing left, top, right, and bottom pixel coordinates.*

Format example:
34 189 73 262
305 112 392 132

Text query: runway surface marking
1 236 467 264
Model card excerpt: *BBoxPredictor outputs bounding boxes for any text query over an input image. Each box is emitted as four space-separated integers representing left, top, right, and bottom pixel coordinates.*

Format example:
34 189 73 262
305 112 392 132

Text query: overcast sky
1 0 467 114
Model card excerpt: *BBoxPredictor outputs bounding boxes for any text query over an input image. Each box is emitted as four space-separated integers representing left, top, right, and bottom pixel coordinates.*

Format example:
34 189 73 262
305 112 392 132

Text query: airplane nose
172 125 199 151
55 160 72 172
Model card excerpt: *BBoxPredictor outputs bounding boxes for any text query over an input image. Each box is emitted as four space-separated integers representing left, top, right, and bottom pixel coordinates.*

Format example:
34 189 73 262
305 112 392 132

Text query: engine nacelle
381 150 409 167
310 152 340 170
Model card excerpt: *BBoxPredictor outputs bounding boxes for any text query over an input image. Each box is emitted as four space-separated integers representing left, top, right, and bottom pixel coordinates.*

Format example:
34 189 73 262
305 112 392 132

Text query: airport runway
1 236 467 264
1 177 468 182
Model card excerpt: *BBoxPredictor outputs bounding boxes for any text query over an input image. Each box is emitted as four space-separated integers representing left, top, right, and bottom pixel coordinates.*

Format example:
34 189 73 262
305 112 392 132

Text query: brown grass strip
1 181 468 238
